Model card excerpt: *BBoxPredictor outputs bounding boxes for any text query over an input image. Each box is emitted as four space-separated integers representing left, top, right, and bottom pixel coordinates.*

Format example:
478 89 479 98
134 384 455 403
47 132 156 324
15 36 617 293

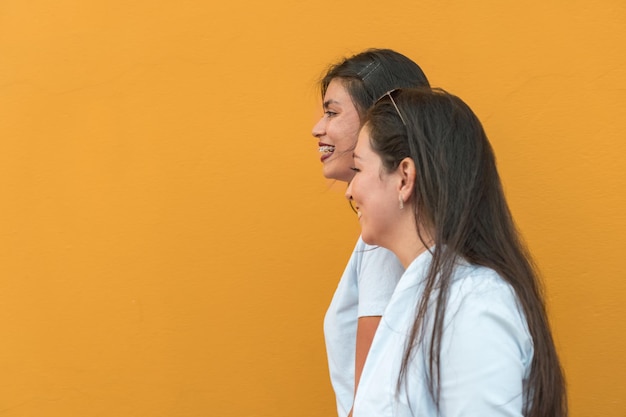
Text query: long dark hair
366 88 567 417
320 48 430 119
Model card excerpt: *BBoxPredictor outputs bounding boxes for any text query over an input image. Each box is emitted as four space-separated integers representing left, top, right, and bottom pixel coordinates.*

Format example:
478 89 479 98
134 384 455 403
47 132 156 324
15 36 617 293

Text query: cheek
361 183 396 222
359 197 392 245
335 133 357 154
330 121 359 151
364 200 397 244
353 182 380 219
350 176 367 203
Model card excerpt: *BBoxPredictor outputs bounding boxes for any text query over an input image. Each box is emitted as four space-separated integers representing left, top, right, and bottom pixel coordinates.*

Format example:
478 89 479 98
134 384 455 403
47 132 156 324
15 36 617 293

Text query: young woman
346 88 567 416
311 49 429 417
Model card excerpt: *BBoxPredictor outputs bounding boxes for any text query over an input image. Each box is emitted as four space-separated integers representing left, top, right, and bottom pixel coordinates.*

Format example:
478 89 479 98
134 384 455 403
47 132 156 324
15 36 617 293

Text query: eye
350 167 361 173
324 110 337 117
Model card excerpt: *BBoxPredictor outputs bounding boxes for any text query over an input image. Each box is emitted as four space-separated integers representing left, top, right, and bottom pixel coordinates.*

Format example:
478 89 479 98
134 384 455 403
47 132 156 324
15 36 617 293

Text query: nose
345 181 353 201
312 116 325 138
345 182 358 214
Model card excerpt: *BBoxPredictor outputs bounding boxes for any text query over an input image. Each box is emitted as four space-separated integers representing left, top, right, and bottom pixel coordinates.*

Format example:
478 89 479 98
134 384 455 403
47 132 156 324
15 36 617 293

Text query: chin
362 232 395 254
323 165 353 183
325 172 353 183
361 232 379 247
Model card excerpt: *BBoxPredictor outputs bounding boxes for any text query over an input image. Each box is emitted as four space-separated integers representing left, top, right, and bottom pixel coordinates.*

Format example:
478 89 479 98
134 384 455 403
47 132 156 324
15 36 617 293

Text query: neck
393 235 433 269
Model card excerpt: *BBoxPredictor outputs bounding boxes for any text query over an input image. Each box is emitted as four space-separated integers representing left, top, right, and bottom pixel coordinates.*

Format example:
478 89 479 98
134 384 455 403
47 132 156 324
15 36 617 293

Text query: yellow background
1 0 624 415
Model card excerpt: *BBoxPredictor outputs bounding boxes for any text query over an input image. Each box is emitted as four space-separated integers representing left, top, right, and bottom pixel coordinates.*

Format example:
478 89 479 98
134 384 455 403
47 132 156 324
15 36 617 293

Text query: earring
399 194 404 210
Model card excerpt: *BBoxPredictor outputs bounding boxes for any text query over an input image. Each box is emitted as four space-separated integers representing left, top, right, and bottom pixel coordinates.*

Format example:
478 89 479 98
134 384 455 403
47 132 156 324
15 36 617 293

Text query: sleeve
437 278 534 417
355 237 405 317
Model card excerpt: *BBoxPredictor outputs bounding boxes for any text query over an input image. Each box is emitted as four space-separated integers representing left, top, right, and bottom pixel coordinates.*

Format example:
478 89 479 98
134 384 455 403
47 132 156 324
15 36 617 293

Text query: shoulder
353 237 404 316
445 264 532 351
449 265 519 310
433 265 534 416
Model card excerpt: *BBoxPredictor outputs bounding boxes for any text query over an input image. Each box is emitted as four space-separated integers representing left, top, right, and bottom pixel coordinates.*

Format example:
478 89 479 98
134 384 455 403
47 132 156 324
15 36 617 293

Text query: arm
355 316 382 392
351 241 404 416
348 316 382 417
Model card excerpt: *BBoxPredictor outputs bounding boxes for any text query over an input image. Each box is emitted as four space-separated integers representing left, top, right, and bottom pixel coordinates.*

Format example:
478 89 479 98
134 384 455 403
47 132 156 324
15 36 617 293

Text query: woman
346 88 567 416
311 49 430 417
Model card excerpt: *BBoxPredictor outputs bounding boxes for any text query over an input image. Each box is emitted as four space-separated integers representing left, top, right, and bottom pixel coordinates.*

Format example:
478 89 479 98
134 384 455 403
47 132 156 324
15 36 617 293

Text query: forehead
355 125 372 154
324 78 351 103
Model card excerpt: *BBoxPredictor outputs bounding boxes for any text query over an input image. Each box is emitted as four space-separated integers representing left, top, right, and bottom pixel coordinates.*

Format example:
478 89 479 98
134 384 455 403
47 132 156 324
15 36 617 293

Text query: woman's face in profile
311 79 362 183
346 125 401 248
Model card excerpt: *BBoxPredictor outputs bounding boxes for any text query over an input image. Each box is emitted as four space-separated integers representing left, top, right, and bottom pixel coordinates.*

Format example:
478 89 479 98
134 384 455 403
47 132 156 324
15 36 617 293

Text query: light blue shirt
324 237 404 417
353 250 533 417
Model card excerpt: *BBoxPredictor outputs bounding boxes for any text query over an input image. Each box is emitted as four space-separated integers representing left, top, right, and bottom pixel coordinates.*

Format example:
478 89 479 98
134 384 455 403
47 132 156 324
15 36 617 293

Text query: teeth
319 145 335 154
357 211 362 219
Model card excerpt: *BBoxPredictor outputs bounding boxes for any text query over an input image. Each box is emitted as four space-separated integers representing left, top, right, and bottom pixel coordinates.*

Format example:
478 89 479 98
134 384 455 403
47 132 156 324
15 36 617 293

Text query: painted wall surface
1 0 624 416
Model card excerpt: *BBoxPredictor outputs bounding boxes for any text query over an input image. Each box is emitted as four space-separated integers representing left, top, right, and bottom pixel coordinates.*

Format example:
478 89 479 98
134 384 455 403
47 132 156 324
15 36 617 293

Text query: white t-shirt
353 250 534 417
323 236 404 417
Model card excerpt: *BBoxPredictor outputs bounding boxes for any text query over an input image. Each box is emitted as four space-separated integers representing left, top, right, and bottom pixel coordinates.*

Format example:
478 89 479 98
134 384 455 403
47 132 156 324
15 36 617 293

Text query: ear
396 157 416 201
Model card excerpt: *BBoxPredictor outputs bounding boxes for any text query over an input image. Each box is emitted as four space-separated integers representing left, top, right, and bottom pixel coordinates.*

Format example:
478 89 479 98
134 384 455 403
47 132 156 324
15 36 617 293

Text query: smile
318 145 335 154
319 143 335 162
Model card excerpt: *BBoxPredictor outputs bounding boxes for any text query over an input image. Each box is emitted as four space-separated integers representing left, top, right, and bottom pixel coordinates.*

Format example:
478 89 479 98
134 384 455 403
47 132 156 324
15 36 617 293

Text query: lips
319 142 335 162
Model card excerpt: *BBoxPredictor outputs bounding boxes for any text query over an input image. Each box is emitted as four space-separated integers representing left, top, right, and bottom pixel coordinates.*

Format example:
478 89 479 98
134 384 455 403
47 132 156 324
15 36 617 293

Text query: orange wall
1 1 624 416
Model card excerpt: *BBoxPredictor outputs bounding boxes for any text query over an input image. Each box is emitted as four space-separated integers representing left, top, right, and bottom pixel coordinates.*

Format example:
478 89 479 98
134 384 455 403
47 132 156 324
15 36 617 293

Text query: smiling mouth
319 143 335 162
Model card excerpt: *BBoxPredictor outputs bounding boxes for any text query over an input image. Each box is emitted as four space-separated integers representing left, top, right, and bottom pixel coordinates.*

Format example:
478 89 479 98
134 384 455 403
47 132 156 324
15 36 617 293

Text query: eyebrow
323 99 340 109
352 152 362 160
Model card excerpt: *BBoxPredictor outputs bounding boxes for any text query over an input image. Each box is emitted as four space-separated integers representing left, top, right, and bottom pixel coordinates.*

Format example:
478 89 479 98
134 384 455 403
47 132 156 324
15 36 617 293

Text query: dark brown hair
320 48 430 119
367 88 567 417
